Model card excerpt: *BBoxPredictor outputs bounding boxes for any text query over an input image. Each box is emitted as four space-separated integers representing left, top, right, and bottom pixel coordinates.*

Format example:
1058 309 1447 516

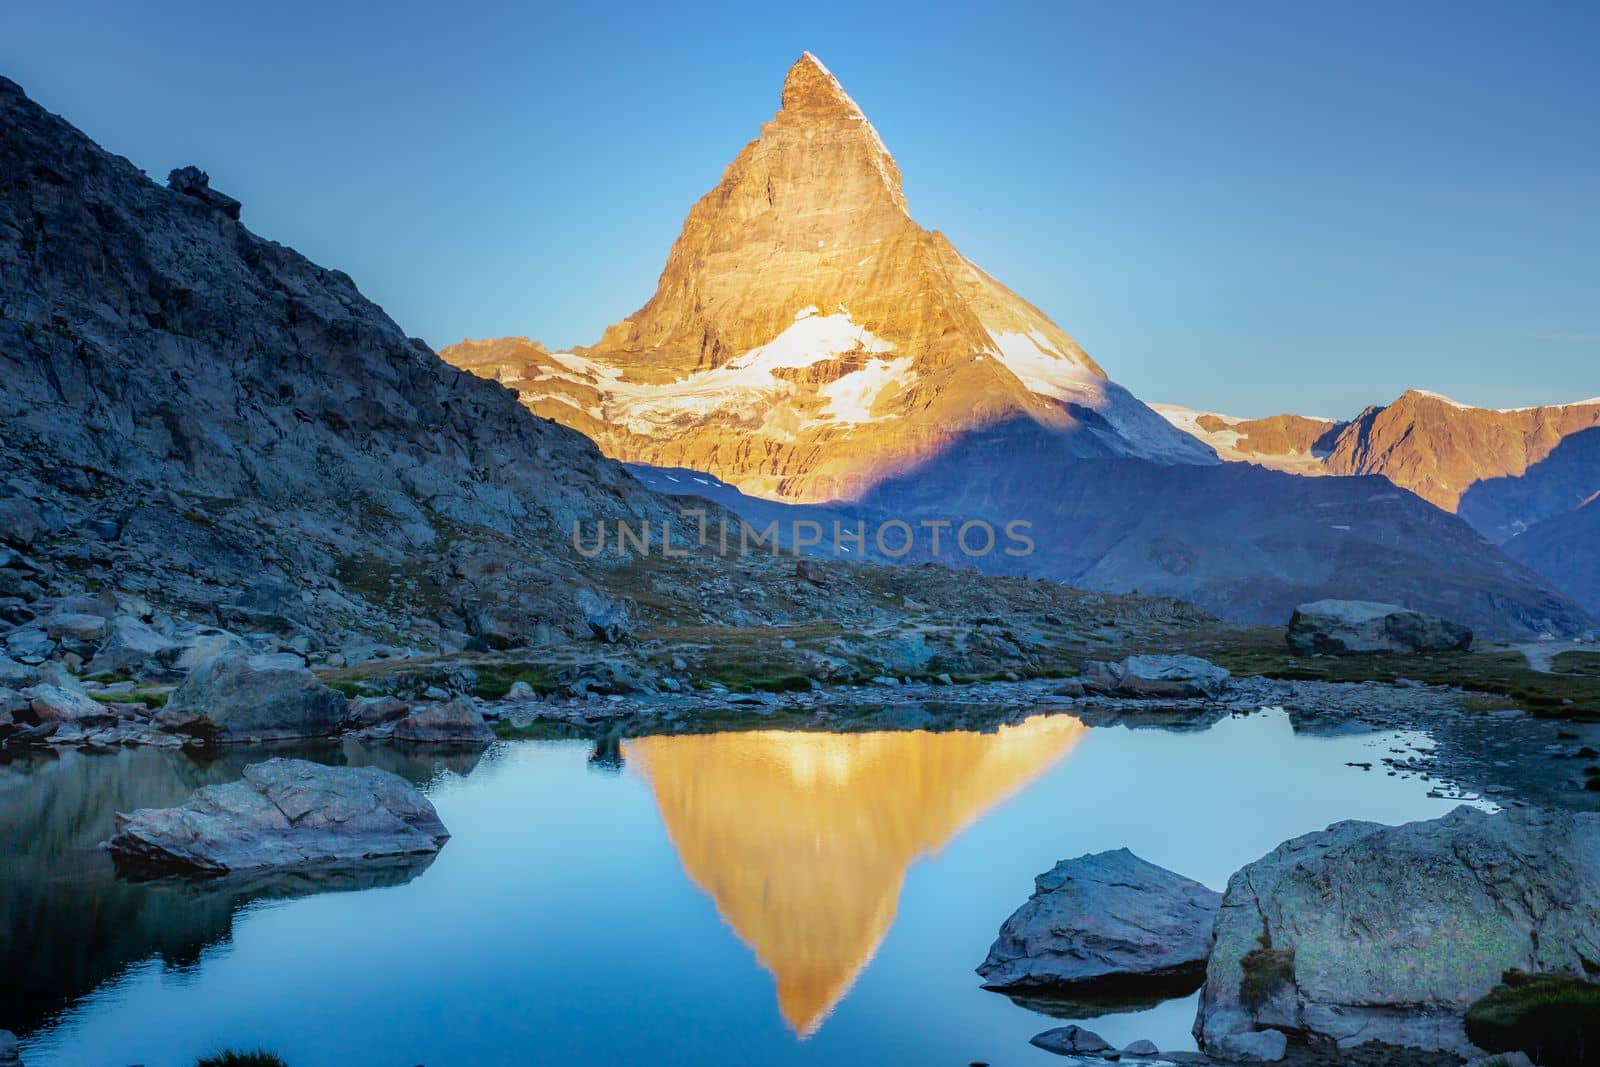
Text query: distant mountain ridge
443 53 1213 504
1158 392 1600 614
1158 390 1600 513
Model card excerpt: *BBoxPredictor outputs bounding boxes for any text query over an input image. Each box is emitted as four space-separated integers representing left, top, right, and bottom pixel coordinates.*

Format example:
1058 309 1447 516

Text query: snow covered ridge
525 310 915 437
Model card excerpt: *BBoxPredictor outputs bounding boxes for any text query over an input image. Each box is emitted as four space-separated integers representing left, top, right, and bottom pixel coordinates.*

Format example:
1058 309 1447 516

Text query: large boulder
1195 806 1600 1058
0 654 37 688
85 615 178 676
391 696 495 743
106 758 449 874
155 651 344 742
1077 655 1231 699
1286 599 1472 655
577 588 630 643
978 849 1221 992
21 683 105 724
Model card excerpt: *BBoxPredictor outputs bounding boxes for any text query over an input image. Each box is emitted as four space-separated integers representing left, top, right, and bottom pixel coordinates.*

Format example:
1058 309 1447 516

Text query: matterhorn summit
446 53 1213 502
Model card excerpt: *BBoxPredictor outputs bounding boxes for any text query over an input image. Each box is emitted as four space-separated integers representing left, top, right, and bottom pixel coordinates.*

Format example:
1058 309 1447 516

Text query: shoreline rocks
155 652 344 742
1075 655 1231 700
979 849 1221 993
391 696 495 744
1287 600 1472 656
1195 806 1600 1057
105 757 449 875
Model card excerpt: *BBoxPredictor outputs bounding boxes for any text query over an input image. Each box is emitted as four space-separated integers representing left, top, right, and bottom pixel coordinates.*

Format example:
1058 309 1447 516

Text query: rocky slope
0 74 707 650
1159 391 1600 514
443 53 1213 504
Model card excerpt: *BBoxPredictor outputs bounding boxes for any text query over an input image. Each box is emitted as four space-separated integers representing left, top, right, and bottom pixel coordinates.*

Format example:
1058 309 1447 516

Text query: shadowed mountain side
0 743 468 1035
1501 494 1600 616
1458 427 1600 543
846 420 1591 638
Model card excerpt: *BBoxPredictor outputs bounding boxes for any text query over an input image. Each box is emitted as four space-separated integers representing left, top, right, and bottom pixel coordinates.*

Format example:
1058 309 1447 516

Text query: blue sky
5 0 1596 416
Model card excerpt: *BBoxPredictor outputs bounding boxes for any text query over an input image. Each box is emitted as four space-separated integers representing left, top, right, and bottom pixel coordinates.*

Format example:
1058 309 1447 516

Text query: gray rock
0 654 38 687
43 612 108 643
1122 1039 1160 1057
1030 1024 1111 1055
21 684 103 724
391 696 494 743
1464 1053 1534 1067
979 848 1220 991
505 680 537 701
0 497 43 547
155 651 344 742
347 695 409 727
166 165 241 220
1195 806 1600 1056
166 628 249 672
1118 654 1231 698
85 615 177 676
106 757 448 874
577 589 631 643
4 628 53 663
1212 1029 1287 1062
0 1026 18 1066
1286 599 1472 655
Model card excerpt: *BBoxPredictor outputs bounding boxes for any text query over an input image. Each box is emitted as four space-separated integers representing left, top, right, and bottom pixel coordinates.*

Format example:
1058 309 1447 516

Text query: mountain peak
781 52 862 116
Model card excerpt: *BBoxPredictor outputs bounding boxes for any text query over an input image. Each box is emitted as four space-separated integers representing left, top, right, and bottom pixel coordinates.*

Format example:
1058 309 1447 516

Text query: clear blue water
2 708 1479 1066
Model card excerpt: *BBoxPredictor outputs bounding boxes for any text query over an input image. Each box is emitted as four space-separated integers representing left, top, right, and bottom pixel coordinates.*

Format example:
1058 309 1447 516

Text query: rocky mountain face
0 74 712 650
443 53 1213 504
1160 394 1600 614
1160 391 1600 514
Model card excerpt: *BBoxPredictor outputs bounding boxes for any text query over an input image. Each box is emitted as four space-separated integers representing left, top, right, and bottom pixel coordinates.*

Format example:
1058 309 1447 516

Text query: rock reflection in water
0 741 480 1035
624 715 1086 1036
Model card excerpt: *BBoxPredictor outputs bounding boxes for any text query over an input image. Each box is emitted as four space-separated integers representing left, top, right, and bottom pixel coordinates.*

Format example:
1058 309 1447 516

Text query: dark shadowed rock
391 696 494 743
165 165 241 220
0 1027 18 1066
1030 1024 1111 1055
1196 806 1600 1057
979 849 1220 992
155 652 344 742
1286 600 1472 655
1213 1029 1287 1062
105 757 448 875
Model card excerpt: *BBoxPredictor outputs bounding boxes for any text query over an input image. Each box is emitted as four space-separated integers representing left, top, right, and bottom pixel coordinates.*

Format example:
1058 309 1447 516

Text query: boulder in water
106 757 449 875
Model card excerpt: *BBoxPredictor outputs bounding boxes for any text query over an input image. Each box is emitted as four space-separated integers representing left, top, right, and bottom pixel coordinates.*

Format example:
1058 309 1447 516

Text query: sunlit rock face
623 716 1086 1034
442 54 1212 503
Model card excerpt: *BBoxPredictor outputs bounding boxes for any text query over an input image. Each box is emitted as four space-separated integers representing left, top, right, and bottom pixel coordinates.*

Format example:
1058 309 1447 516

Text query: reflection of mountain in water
0 742 476 1035
624 716 1086 1036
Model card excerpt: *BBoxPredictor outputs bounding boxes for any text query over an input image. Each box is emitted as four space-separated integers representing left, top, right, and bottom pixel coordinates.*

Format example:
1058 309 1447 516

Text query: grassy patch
196 1051 288 1067
1465 971 1600 1066
88 688 168 710
1552 651 1600 678
1239 946 1296 1011
469 663 558 700
1178 627 1600 720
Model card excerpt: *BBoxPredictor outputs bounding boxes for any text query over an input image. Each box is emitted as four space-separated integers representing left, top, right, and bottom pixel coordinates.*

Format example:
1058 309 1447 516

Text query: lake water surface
2 709 1483 1066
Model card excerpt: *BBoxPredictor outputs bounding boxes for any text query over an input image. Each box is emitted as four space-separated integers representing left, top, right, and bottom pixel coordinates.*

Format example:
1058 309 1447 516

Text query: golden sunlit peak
624 716 1086 1035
